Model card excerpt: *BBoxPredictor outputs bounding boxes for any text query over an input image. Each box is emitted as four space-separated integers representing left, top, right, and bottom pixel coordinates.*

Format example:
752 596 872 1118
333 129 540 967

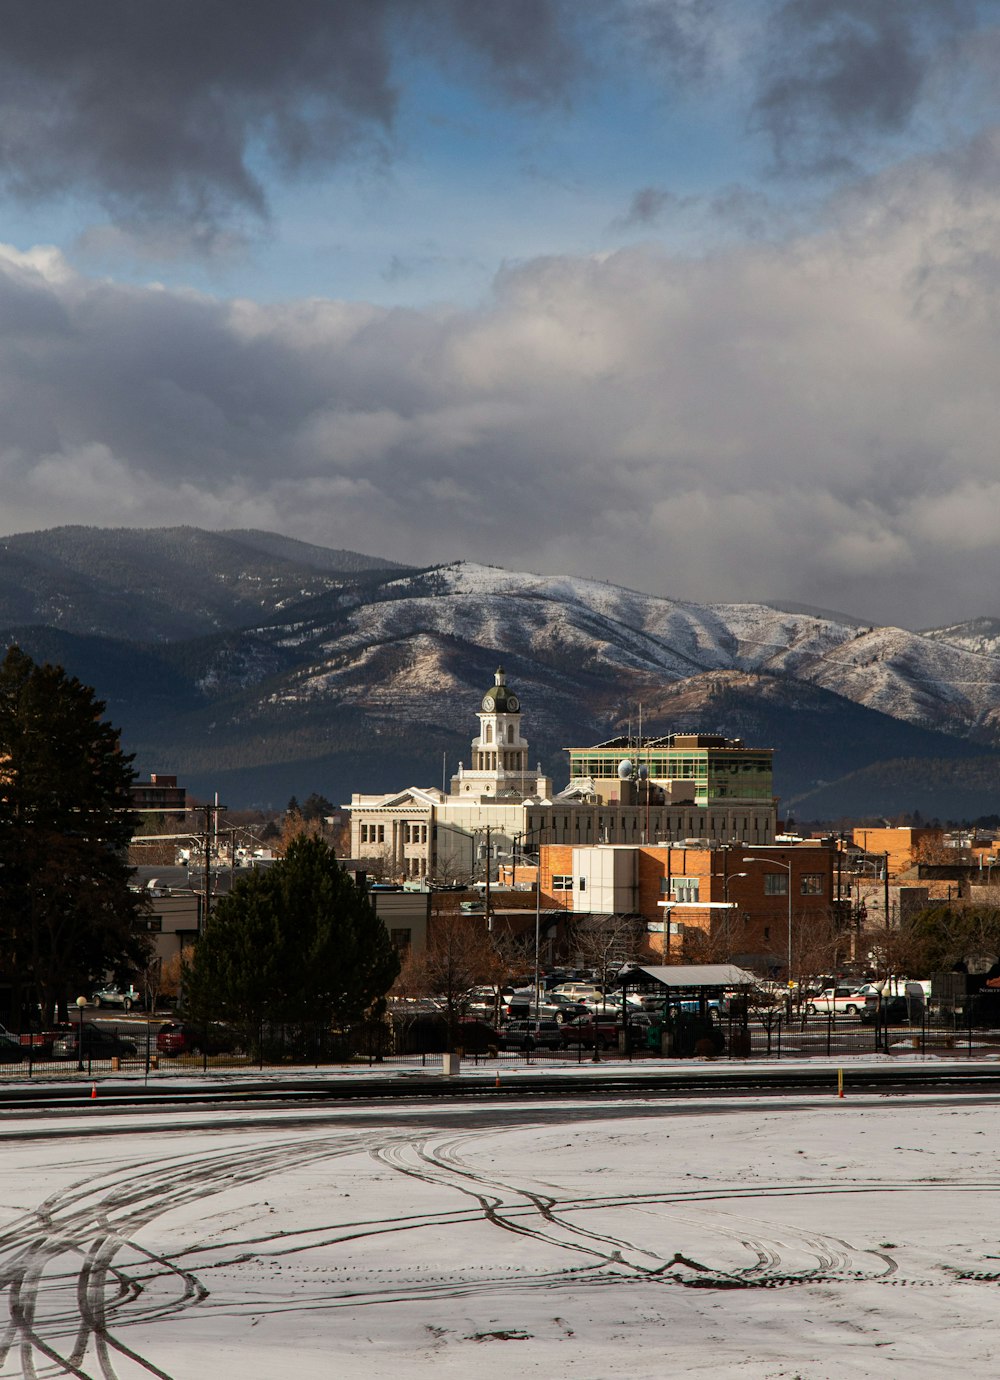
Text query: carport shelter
615 963 757 1015
615 964 758 1057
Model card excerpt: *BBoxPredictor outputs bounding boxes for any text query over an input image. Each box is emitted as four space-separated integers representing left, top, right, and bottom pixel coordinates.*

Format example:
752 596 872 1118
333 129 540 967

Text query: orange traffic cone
91 1083 97 1099
495 1070 501 1088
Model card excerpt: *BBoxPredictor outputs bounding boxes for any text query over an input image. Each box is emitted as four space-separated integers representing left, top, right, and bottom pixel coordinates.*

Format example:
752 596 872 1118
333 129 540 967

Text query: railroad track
1 1062 1000 1113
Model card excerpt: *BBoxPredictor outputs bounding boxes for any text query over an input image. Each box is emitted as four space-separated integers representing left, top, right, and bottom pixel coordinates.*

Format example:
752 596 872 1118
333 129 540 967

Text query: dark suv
860 995 909 1025
499 1019 564 1052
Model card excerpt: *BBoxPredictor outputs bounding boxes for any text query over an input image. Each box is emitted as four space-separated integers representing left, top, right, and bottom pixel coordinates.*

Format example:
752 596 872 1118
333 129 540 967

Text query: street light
75 995 87 1072
724 871 747 902
743 854 794 1010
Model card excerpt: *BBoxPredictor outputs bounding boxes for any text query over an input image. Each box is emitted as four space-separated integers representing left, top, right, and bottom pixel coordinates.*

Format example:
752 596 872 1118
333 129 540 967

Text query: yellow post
837 1068 844 1098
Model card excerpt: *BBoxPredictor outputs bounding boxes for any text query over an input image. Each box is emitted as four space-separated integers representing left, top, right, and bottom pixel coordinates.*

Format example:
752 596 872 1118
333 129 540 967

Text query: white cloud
3 138 1000 625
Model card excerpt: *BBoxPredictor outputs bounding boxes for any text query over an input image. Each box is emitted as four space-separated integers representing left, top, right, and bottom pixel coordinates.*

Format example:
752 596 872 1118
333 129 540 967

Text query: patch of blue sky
257 57 774 307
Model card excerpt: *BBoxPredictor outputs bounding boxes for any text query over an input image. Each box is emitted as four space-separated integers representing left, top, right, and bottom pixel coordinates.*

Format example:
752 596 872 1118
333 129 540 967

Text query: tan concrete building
851 826 944 879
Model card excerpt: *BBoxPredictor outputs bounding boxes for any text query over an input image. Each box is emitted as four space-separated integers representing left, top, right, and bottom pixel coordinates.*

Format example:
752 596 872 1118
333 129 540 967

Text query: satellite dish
637 764 649 780
618 759 633 780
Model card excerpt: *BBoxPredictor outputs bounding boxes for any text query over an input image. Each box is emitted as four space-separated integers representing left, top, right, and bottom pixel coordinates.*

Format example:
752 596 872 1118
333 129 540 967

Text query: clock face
507 695 519 712
482 695 495 711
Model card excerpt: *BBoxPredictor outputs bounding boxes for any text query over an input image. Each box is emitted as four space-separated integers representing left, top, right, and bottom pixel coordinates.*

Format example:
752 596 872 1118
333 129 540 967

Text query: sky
1 1 1000 629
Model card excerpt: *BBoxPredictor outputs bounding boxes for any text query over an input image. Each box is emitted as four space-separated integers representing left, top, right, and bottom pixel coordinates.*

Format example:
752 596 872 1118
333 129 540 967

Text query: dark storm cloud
0 1 983 239
0 0 588 231
753 0 979 172
425 0 584 103
0 0 396 223
611 186 684 231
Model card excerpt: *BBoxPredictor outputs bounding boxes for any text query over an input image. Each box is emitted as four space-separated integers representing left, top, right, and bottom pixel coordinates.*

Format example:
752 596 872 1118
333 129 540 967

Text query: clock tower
449 666 551 800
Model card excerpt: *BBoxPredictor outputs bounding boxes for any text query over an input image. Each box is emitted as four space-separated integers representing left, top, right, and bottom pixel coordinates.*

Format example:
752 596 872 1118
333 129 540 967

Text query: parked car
90 985 142 1012
0 1025 25 1063
543 994 592 1022
499 997 567 1023
51 1024 138 1059
17 1028 70 1059
860 995 910 1025
804 987 866 1016
561 1012 653 1052
560 1013 636 1051
498 1019 564 1052
551 982 604 1004
156 1022 239 1057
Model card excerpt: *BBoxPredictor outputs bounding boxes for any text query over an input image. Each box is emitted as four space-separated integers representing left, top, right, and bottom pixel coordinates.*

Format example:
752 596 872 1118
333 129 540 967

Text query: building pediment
364 786 440 811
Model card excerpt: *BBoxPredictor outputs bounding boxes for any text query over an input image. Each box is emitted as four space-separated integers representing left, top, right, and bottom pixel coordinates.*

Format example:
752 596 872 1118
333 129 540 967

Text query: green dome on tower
480 665 520 713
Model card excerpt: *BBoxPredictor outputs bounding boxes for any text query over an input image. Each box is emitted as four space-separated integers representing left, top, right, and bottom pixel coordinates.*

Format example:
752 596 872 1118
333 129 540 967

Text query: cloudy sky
1 1 999 629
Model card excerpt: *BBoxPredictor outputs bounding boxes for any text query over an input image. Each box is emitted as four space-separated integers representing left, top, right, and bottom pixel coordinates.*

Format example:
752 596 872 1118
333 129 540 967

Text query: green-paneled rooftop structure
564 733 773 807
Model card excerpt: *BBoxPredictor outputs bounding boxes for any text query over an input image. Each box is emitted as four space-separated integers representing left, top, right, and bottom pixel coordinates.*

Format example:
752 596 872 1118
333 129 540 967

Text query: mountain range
1 525 999 821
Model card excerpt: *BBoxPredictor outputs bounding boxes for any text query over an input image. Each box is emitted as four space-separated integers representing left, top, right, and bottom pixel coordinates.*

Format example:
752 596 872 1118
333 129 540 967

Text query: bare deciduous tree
573 913 645 1005
393 913 504 1042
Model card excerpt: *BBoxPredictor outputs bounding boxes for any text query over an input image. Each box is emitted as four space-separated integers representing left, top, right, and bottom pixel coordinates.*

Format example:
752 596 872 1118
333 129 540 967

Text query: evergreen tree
0 645 148 1022
185 836 399 1050
301 792 334 822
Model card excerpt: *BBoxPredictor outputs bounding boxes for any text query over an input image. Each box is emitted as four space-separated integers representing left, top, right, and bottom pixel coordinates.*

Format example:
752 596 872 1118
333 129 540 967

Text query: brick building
538 840 839 976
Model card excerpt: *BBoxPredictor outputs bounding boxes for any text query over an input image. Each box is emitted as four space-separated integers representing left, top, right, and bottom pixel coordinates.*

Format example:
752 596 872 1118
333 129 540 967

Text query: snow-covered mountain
243 561 1000 748
3 536 1000 813
921 617 1000 661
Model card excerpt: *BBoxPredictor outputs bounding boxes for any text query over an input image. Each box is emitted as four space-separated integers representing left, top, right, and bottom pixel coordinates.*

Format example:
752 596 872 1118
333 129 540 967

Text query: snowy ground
1 1076 999 1378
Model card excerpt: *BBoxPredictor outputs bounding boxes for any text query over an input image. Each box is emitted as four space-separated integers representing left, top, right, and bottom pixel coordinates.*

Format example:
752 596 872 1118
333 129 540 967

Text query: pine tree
185 835 400 1051
0 645 148 1023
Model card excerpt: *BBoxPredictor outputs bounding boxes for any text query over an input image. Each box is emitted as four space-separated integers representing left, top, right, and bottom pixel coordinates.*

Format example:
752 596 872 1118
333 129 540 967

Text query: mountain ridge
1 529 999 816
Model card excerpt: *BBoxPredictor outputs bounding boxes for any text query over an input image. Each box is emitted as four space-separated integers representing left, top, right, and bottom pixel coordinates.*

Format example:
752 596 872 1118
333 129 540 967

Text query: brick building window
800 874 824 895
552 875 573 891
764 873 788 896
671 877 700 903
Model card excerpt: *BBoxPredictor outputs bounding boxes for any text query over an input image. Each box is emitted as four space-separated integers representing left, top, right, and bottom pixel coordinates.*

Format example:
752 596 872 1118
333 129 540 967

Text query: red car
156 1022 237 1057
560 1014 621 1051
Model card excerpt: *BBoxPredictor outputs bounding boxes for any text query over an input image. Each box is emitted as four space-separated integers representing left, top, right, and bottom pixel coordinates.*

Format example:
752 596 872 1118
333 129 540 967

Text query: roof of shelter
618 963 758 989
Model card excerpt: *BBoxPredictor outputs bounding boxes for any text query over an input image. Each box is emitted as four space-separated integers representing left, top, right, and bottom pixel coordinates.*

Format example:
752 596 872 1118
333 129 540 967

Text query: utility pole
484 824 492 930
199 800 227 934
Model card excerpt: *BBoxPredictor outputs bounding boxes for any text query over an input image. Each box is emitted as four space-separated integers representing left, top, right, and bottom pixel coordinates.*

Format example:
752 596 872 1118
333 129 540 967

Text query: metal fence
4 1005 1000 1076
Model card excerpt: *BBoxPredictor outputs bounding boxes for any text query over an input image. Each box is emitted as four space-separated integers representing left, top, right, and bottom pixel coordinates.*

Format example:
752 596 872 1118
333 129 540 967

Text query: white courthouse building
347 666 778 883
348 667 553 882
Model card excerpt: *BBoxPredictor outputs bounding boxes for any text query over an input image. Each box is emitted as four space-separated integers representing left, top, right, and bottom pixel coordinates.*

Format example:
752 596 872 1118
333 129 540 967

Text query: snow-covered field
1 1082 999 1378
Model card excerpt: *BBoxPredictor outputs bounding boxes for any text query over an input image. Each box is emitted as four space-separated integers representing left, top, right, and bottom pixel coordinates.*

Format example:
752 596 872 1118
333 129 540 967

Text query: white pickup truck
804 986 866 1016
